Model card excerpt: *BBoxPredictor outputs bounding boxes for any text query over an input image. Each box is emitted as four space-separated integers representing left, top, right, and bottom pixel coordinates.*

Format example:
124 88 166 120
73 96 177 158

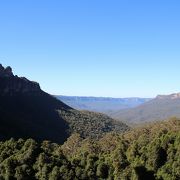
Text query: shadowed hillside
0 64 72 143
0 64 129 143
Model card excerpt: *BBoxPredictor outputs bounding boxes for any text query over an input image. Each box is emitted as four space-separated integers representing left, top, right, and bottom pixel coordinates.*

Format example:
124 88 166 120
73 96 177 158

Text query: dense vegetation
0 118 179 180
58 109 129 139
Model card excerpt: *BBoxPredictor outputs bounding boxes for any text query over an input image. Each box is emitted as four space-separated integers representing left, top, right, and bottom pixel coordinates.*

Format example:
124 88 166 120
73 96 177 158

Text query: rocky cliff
0 64 40 95
0 64 129 143
156 93 180 100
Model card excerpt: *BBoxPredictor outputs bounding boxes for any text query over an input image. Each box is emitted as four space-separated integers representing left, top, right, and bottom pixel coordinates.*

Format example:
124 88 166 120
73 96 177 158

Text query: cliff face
156 93 180 100
0 64 129 143
0 64 70 143
0 64 14 77
0 64 40 95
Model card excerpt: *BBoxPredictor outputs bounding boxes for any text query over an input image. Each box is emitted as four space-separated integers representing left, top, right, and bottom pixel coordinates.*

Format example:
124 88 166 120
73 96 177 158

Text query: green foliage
0 119 179 179
58 109 129 139
96 162 109 178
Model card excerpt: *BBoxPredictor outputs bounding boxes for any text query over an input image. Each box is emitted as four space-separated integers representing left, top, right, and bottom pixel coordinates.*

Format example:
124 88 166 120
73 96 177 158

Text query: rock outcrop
0 64 41 95
156 93 180 100
0 64 14 77
0 63 128 143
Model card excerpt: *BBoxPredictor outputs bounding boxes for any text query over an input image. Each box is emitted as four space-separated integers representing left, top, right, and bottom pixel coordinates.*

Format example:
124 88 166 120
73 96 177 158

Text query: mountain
112 92 180 124
0 64 72 143
56 95 151 115
0 64 129 143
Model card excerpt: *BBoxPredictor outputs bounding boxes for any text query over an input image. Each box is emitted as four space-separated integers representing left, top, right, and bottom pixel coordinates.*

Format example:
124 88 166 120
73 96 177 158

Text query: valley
0 64 179 179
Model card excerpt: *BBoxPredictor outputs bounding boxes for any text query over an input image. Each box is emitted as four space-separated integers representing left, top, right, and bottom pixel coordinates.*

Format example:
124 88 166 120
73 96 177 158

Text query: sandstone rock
0 64 5 76
0 64 13 77
0 64 41 95
4 66 13 77
156 93 180 100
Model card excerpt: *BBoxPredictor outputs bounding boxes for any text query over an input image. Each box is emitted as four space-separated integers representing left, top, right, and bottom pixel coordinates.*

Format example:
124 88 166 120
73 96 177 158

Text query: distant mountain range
57 94 180 125
56 95 151 114
112 93 180 124
0 64 129 143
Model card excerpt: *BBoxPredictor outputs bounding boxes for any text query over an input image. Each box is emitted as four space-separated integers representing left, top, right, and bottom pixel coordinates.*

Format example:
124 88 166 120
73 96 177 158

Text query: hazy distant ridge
112 92 180 124
56 95 151 114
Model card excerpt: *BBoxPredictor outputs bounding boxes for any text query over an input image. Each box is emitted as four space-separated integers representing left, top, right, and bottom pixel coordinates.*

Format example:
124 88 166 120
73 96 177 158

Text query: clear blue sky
0 0 180 97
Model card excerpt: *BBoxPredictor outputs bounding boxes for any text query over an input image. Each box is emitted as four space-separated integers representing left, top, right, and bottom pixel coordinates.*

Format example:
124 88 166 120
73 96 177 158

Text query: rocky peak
0 64 14 77
0 64 41 95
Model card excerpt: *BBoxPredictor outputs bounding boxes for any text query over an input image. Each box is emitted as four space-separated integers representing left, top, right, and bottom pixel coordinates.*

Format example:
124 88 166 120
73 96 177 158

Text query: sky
0 0 180 98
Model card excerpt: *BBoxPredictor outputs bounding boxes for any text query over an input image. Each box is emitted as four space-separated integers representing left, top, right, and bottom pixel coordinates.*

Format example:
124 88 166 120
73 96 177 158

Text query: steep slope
112 93 180 124
0 64 72 143
56 95 151 115
58 109 129 139
0 64 129 143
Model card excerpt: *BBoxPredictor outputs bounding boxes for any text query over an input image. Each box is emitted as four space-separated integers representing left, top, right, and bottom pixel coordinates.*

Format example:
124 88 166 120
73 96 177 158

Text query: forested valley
0 118 179 180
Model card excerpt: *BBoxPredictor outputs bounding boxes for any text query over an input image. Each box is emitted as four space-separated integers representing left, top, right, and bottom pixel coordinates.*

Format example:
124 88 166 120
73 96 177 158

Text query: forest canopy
0 118 179 180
